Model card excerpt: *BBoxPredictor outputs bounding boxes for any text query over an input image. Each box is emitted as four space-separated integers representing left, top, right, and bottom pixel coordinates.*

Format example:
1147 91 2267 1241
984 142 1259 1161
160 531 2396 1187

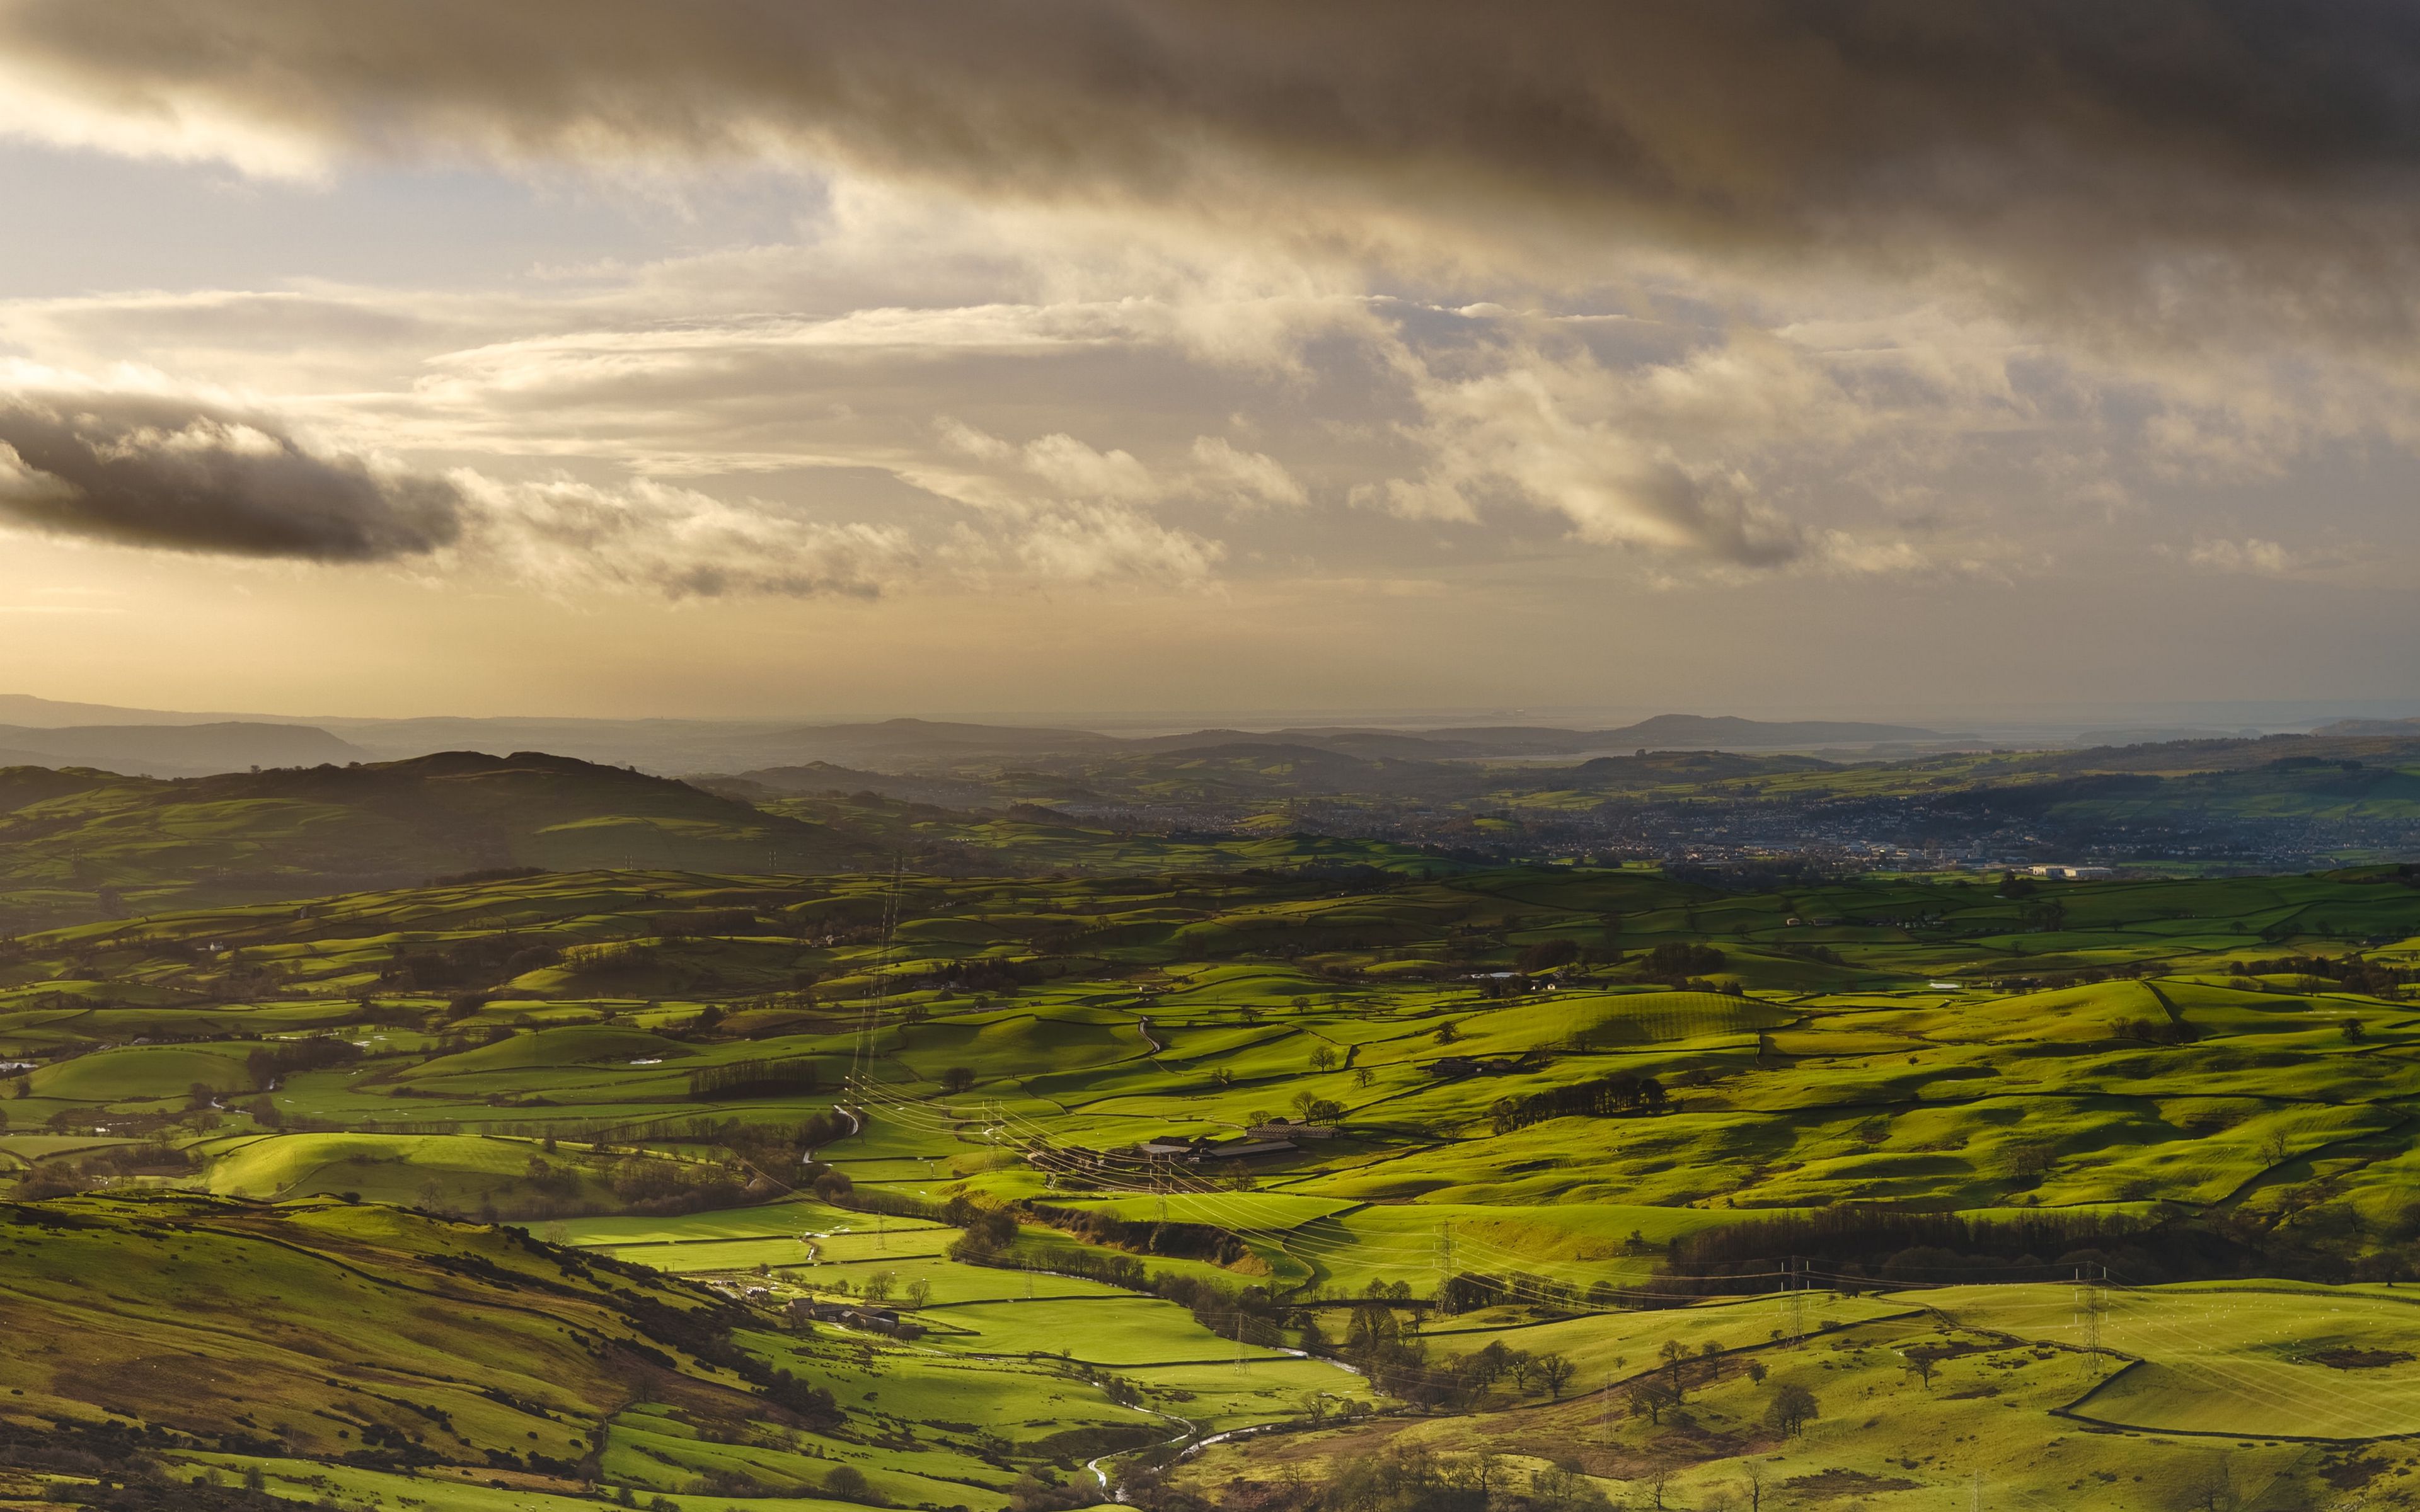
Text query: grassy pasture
8 860 2420 1508
29 1041 258 1102
201 1130 623 1209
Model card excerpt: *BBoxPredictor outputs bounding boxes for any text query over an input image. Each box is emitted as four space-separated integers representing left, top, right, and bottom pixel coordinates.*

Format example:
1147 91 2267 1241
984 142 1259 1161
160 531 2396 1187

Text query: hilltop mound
0 750 877 927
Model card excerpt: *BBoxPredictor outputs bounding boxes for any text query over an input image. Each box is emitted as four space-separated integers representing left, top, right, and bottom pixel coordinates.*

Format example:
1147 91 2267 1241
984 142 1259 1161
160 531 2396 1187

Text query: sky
1 1 2419 721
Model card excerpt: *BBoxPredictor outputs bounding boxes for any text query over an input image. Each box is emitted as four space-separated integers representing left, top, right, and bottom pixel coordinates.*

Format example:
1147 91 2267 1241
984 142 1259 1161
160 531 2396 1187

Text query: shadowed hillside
0 751 880 928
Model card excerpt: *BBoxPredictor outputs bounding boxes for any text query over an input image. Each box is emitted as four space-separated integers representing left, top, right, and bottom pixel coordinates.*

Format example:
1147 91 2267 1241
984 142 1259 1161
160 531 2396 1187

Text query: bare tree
2186 1453 2237 1511
1659 1338 1691 1397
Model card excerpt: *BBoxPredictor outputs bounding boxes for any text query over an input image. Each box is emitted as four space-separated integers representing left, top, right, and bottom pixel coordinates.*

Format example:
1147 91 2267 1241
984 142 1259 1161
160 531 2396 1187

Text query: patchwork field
6 859 2420 1508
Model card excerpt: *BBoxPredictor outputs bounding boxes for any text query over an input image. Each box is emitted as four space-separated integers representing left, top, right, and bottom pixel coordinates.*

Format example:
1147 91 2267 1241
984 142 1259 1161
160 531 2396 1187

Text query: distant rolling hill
326 714 1122 772
0 720 366 777
1139 716 1954 760
0 750 880 927
0 695 1964 772
0 692 295 728
1588 713 1951 750
705 760 1003 810
2315 716 2420 738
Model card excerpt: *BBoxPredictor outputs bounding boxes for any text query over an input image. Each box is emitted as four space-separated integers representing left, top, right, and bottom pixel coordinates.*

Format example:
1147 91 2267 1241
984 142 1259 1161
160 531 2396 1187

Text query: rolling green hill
6 859 2420 1508
0 752 879 930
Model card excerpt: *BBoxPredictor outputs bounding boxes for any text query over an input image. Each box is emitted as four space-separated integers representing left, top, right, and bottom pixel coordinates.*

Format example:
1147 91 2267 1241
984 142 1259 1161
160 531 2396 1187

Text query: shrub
824 1464 883 1503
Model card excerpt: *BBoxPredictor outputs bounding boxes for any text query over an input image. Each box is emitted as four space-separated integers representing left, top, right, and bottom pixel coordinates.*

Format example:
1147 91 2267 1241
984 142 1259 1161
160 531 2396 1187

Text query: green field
7 858 2420 1508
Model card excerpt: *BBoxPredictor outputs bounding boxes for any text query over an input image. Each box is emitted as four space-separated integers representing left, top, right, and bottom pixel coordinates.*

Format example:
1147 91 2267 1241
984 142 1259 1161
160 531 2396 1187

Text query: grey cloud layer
0 369 1230 597
4 0 2414 593
0 392 461 559
11 0 2420 297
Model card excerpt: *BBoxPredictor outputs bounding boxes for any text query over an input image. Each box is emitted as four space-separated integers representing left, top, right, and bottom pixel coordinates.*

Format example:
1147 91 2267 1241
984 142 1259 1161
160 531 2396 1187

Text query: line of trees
688 1058 821 1099
2231 953 2414 999
243 1035 362 1089
1489 1071 1667 1133
1650 1205 2410 1290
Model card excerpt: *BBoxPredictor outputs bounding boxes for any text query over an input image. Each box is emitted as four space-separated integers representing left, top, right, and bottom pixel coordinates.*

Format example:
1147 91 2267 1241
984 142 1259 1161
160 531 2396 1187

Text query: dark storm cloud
0 393 461 560
9 1 2420 280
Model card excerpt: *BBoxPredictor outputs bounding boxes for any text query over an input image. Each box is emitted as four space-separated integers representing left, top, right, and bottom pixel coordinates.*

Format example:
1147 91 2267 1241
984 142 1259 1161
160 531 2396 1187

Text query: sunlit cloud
0 4 2417 706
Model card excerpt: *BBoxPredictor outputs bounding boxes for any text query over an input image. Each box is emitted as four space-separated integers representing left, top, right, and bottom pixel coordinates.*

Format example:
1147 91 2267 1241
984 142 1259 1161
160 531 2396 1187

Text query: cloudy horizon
2 2 2418 719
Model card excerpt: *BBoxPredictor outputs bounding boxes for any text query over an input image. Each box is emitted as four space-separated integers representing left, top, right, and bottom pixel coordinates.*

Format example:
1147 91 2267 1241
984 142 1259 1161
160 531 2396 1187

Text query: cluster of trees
1296 1303 1577 1410
1310 1303 1438 1405
14 1135 196 1198
1446 1337 1579 1400
940 1195 1023 1256
597 1154 755 1217
561 941 657 978
1514 939 1581 974
1630 942 1727 986
1620 1337 1799 1428
673 1458 875 1505
243 1035 362 1089
1017 1198 1254 1266
959 1233 1150 1291
1658 1205 2322 1291
517 1112 846 1160
1487 1072 1668 1134
2111 1014 2195 1045
688 1058 821 1099
917 1193 1293 1346
417 1023 517 1058
1211 1443 1613 1512
1439 1271 1632 1313
722 987 829 1020
2231 953 2414 999
918 956 1049 995
0 1417 294 1511
380 934 560 992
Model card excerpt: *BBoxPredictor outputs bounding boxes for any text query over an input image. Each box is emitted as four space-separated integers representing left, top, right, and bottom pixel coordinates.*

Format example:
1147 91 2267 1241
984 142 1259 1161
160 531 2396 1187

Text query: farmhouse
1100 1132 1301 1165
1247 1118 1337 1140
1214 1138 1300 1160
788 1299 920 1337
